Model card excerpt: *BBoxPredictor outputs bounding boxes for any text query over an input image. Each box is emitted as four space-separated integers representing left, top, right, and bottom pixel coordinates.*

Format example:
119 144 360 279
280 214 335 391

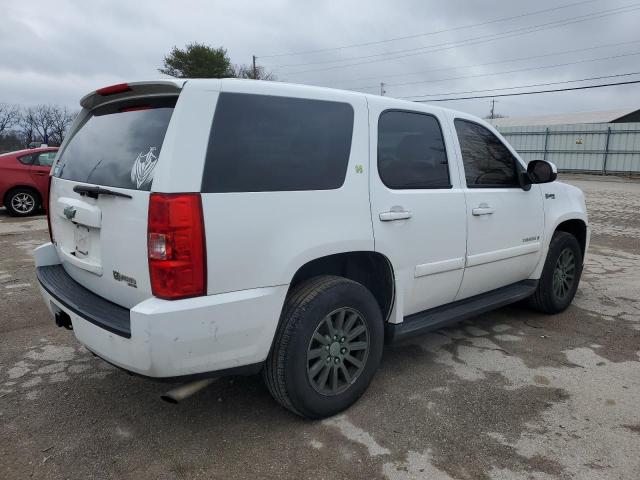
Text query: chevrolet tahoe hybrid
34 79 589 418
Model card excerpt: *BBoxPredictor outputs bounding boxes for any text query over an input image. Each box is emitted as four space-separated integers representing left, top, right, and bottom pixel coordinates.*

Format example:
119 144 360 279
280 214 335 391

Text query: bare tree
17 111 35 146
0 103 20 136
232 64 277 80
49 106 76 145
17 105 74 146
19 105 52 145
31 105 54 142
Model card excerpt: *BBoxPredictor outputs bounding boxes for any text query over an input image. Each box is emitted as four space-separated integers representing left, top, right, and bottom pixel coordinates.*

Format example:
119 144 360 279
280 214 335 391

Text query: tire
5 188 40 217
264 275 384 419
528 231 583 314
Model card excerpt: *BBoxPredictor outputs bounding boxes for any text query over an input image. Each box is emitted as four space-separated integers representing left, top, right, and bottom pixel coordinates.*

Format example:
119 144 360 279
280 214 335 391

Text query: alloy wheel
306 307 370 396
11 192 36 214
552 247 576 299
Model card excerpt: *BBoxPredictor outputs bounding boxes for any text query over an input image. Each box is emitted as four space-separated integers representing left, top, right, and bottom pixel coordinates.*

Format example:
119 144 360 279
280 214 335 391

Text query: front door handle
379 210 412 221
472 203 495 216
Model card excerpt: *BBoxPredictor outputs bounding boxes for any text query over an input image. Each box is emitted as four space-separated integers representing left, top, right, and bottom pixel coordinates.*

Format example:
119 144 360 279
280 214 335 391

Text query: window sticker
130 146 158 189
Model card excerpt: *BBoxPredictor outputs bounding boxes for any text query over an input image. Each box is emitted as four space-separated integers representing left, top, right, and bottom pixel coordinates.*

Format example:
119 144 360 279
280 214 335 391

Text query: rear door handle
379 210 412 221
472 204 495 216
34 171 48 176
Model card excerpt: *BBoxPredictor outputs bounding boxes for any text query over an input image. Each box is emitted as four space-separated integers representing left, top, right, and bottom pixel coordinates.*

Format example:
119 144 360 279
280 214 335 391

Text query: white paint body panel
531 181 589 278
455 186 545 299
36 79 589 377
201 81 373 295
49 177 152 307
445 111 546 299
367 96 467 318
38 285 288 377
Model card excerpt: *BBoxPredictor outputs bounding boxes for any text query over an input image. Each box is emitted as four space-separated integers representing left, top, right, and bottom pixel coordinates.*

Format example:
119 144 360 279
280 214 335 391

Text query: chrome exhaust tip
161 378 216 404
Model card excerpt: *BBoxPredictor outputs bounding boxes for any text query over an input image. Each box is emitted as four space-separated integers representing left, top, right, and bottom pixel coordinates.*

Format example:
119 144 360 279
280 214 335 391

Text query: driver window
454 119 518 188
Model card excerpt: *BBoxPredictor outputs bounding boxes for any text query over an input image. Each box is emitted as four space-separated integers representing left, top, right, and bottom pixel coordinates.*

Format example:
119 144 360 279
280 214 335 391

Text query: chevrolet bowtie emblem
63 205 77 220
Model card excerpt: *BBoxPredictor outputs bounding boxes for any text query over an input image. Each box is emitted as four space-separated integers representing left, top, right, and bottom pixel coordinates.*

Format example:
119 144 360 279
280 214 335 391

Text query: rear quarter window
17 154 35 165
54 98 175 190
201 93 354 192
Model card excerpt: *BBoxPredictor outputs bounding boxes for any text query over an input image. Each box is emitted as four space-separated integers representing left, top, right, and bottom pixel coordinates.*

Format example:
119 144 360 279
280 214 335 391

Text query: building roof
488 108 640 127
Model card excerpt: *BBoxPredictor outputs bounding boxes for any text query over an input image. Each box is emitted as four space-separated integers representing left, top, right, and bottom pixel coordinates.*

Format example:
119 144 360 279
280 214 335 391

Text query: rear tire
264 276 384 419
5 188 40 217
528 231 583 314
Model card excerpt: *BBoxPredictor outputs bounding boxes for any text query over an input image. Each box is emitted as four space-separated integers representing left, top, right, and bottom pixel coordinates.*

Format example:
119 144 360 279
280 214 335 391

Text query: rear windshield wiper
73 185 132 199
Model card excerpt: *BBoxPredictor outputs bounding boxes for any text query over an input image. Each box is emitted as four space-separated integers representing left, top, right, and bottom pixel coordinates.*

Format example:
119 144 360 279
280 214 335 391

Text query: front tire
264 276 384 419
528 231 583 314
5 188 40 217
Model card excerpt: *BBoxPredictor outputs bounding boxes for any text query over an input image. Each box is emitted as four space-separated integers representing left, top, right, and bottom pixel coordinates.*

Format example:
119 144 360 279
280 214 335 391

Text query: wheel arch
288 251 396 323
531 212 588 280
554 218 587 260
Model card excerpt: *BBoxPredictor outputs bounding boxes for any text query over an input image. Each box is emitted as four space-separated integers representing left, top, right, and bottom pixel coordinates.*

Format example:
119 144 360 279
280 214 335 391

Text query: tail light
46 176 54 243
147 193 206 300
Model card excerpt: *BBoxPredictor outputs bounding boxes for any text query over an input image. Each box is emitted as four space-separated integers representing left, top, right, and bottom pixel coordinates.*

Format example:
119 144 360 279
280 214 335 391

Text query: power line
401 71 640 99
330 39 640 86
409 78 640 102
276 3 640 76
414 80 640 102
272 3 638 69
257 0 601 59
352 50 640 91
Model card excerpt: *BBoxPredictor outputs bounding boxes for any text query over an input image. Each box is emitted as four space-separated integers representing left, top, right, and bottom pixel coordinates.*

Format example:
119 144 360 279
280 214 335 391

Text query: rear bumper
37 264 131 337
34 243 288 378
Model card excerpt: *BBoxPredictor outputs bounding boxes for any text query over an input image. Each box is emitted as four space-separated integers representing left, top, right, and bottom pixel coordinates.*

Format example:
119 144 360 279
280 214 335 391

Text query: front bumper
34 243 288 378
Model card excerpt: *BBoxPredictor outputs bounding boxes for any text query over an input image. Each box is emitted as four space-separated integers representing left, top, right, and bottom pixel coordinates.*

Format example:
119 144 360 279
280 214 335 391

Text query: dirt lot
1 174 639 480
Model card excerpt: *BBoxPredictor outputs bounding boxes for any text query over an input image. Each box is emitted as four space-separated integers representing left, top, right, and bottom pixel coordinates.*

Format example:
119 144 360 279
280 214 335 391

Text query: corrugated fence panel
497 122 640 173
606 123 640 172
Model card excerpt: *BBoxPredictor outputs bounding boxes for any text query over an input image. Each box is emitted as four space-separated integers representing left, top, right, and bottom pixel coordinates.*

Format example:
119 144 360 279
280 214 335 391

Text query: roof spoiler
80 80 186 110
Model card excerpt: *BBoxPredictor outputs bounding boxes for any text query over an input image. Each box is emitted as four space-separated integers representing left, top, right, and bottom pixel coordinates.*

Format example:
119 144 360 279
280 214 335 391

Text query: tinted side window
454 119 518 187
202 93 354 193
18 154 34 165
378 111 450 189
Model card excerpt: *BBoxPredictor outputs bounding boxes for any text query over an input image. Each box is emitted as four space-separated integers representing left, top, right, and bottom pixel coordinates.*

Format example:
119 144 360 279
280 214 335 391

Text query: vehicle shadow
0 206 45 221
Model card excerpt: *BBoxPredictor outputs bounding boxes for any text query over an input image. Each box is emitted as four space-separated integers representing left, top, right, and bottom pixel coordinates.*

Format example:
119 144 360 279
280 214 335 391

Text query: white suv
35 79 589 418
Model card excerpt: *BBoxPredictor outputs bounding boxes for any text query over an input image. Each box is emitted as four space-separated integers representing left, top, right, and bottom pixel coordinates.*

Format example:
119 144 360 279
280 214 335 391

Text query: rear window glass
378 110 450 189
201 92 354 192
54 98 175 190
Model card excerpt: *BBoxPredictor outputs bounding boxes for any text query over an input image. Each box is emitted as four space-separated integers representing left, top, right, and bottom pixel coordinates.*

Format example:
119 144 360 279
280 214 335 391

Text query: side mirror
526 160 557 184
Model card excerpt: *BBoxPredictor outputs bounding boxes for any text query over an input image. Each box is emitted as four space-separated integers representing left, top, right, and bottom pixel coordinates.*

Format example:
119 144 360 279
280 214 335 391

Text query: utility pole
380 82 386 96
489 98 498 119
252 55 257 80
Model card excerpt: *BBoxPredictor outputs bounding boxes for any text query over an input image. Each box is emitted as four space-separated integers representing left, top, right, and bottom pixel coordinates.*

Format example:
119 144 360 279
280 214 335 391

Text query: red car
0 147 58 216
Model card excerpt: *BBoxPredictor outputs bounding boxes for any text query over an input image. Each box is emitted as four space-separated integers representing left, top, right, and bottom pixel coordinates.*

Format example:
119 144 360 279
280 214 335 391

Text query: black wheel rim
552 247 576 299
306 307 369 396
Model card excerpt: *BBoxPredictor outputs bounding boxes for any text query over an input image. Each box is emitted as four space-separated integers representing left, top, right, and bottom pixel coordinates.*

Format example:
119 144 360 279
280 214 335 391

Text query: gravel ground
1 174 639 480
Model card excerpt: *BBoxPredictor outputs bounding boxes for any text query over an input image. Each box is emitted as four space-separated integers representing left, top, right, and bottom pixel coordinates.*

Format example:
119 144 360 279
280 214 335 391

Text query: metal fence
496 122 640 174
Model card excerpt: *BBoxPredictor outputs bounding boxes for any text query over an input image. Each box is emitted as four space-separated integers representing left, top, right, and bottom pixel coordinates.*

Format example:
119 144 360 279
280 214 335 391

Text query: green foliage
159 42 276 80
159 43 233 78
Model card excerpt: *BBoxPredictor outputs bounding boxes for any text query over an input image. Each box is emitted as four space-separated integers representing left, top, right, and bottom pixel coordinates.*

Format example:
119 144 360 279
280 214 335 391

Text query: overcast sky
2 0 639 118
